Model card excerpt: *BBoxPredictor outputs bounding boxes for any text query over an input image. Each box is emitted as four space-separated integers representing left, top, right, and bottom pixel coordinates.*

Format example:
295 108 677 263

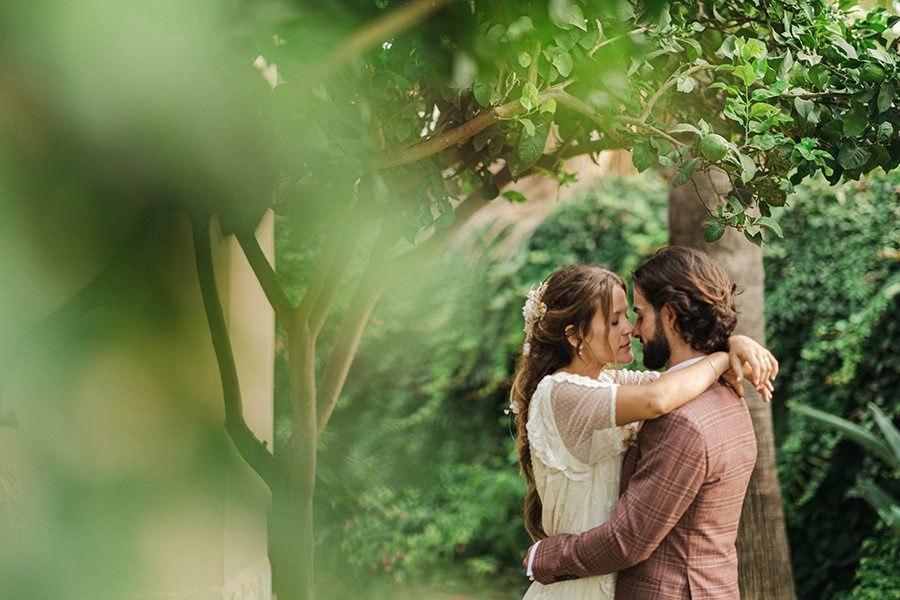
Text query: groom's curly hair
510 264 626 541
632 246 738 354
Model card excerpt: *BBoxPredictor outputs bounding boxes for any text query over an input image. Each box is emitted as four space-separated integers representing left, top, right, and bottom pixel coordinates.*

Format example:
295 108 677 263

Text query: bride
510 264 775 600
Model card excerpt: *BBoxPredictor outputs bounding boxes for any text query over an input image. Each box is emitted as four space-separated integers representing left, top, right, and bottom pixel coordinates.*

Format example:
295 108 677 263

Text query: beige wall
0 211 276 600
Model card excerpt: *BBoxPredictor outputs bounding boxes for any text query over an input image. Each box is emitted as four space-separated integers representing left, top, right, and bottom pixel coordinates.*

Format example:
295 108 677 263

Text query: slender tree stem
588 26 648 57
641 63 714 121
236 227 294 323
192 215 277 487
307 0 456 86
377 80 575 169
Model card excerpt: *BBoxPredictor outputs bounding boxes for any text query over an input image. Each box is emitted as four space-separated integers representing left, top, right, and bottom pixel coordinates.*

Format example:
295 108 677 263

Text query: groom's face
632 287 672 370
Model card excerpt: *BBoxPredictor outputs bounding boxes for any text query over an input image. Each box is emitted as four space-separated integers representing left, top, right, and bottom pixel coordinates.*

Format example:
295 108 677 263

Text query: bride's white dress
522 369 659 600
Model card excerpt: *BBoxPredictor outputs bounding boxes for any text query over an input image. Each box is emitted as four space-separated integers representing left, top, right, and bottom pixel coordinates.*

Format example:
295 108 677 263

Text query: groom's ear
661 304 679 333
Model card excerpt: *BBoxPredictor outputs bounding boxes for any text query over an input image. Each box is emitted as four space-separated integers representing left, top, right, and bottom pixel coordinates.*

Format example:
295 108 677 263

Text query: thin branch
387 167 513 283
308 215 366 338
641 63 715 121
555 92 622 141
316 267 383 435
619 115 685 148
307 0 456 86
192 215 278 488
588 26 648 57
235 227 294 323
296 209 347 325
377 80 575 169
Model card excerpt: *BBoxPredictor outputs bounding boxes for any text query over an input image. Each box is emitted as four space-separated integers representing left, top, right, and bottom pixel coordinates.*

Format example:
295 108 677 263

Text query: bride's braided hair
509 264 625 541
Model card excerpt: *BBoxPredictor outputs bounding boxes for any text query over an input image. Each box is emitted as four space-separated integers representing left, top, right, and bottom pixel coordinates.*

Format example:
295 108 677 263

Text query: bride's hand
722 366 775 402
727 334 779 388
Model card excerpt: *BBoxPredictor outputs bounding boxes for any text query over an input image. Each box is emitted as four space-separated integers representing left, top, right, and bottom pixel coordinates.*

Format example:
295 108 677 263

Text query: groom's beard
641 318 671 370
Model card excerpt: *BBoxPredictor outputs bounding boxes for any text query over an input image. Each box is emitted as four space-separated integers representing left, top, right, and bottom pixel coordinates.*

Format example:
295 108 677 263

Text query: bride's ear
564 324 580 350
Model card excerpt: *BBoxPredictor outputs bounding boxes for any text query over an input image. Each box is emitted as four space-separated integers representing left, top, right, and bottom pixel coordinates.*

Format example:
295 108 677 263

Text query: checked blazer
531 382 757 599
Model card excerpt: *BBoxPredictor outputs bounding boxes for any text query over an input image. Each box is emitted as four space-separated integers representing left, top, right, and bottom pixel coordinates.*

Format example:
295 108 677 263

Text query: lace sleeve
547 373 619 464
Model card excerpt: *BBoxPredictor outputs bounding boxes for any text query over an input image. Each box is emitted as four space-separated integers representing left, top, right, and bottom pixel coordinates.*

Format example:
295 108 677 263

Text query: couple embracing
511 246 776 600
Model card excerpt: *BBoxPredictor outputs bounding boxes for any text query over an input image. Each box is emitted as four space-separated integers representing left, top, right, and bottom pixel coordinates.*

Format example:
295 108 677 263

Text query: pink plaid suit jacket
532 382 757 599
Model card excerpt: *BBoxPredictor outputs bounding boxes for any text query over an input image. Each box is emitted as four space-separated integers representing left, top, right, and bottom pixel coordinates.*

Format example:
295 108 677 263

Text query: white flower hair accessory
521 280 548 357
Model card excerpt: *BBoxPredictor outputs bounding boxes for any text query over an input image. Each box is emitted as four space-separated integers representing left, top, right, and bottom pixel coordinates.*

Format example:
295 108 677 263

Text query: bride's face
582 286 634 366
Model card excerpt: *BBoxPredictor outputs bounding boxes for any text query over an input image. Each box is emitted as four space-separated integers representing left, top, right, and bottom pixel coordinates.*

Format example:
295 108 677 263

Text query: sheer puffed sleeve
527 373 630 477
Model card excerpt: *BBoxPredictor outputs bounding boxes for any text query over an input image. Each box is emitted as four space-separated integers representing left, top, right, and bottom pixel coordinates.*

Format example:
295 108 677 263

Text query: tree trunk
668 169 796 600
270 333 318 600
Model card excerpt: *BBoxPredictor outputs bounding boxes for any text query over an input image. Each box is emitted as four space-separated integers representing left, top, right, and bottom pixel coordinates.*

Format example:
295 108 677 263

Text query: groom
525 246 758 599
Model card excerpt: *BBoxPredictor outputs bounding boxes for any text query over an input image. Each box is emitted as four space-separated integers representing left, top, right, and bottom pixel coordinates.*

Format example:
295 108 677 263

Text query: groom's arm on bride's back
530 412 706 584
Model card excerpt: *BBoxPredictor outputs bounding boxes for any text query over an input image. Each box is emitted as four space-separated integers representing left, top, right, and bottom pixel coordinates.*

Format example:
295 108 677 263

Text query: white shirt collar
664 355 708 374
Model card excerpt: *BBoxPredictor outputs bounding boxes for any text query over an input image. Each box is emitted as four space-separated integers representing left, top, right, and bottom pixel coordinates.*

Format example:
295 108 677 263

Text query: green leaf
506 16 535 41
867 47 896 66
877 83 896 113
751 80 789 100
794 97 820 124
876 121 894 143
517 51 531 68
743 230 763 246
669 123 702 135
869 403 900 468
520 82 539 111
551 51 574 77
738 153 757 182
515 120 549 172
704 219 726 243
473 78 496 108
749 102 780 119
791 403 896 467
838 139 871 170
520 117 536 137
673 157 699 186
677 74 697 93
681 38 703 61
631 140 656 172
849 481 900 536
548 0 587 31
733 64 760 86
539 99 557 114
502 190 527 203
842 105 868 137
750 134 777 151
829 35 858 60
755 216 784 238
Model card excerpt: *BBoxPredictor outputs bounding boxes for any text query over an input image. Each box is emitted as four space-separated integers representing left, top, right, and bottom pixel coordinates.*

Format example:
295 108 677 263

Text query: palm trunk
668 169 796 599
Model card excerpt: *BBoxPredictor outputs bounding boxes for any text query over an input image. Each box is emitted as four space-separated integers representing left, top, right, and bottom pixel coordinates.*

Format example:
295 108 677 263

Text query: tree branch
307 0 456 86
588 26 648 57
315 269 383 435
235 226 294 324
618 115 685 148
308 215 366 338
376 80 575 169
296 210 346 326
641 63 715 121
192 215 278 488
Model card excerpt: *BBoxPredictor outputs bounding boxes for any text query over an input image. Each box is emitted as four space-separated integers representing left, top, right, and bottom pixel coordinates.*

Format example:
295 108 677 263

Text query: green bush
766 170 900 599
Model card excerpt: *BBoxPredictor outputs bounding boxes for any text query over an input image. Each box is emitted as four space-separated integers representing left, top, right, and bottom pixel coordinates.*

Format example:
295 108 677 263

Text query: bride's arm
613 353 732 426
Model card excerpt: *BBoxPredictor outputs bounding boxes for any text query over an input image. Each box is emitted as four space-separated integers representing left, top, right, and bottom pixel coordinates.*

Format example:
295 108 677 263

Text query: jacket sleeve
531 410 707 584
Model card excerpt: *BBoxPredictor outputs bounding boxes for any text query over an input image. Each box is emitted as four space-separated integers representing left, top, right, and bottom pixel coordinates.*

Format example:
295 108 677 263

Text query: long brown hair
510 264 626 541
